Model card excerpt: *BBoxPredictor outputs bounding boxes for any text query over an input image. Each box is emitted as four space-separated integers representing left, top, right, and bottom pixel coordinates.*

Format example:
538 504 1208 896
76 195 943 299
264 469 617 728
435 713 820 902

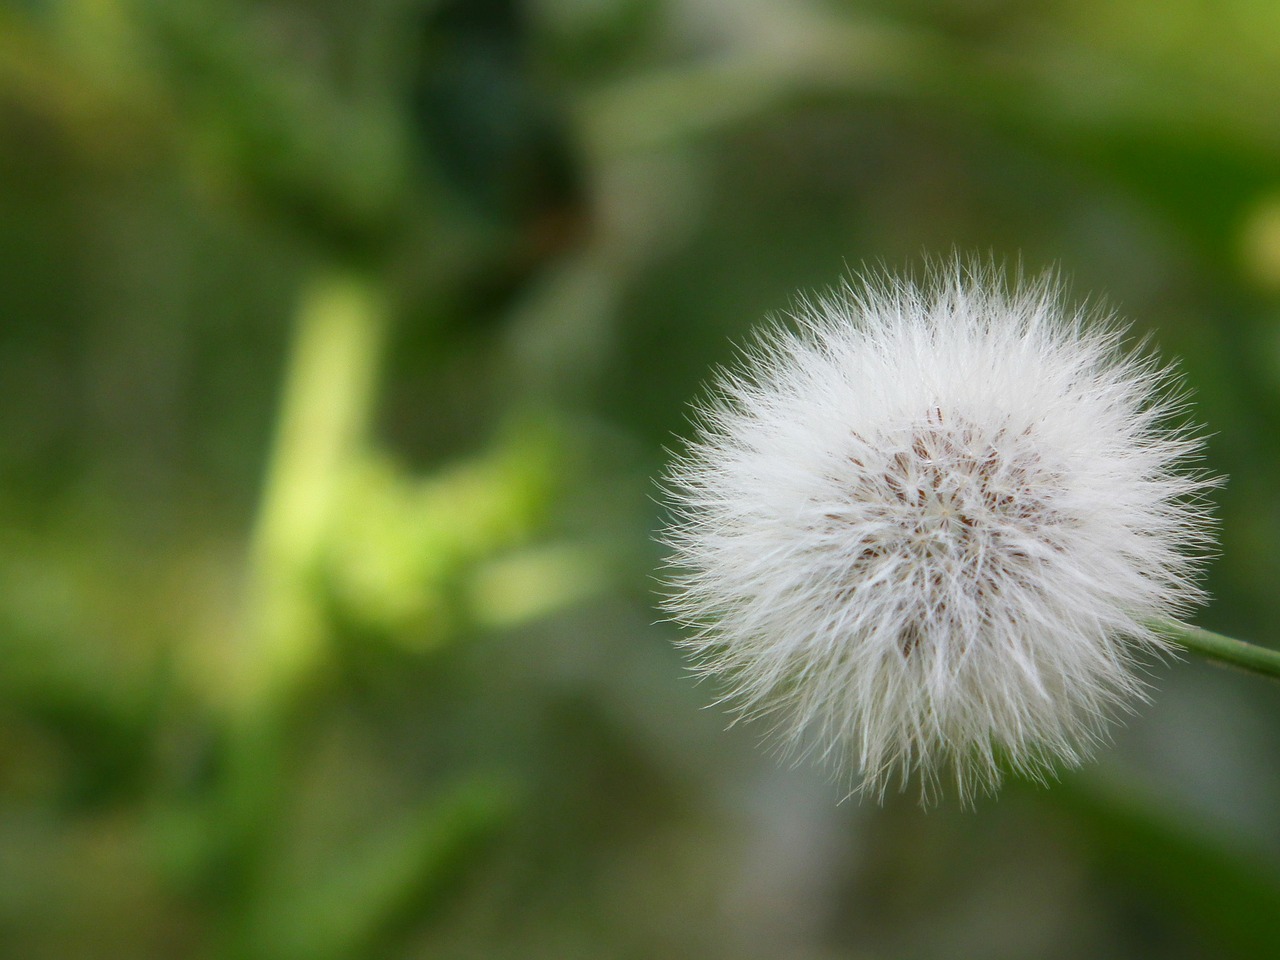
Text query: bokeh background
5 0 1280 957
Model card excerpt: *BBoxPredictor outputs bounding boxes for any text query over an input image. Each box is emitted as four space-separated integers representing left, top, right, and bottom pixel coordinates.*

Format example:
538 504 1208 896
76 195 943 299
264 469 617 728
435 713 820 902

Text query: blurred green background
4 0 1280 957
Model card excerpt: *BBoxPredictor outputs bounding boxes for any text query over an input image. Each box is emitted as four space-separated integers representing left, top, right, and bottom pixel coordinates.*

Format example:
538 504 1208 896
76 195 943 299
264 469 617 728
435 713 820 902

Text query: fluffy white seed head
661 263 1216 803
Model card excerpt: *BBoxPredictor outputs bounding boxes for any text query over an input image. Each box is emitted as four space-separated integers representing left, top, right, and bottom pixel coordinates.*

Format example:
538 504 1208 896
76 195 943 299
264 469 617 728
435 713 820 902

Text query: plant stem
211 264 388 901
1154 620 1280 681
243 264 388 710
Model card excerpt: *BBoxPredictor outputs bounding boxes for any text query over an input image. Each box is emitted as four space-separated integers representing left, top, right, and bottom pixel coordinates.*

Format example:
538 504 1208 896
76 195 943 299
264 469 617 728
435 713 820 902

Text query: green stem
242 264 388 710
211 265 388 919
1154 620 1280 681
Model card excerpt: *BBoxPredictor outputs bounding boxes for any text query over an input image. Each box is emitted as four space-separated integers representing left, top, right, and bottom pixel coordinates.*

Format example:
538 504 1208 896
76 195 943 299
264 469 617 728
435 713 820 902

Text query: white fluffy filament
661 262 1217 803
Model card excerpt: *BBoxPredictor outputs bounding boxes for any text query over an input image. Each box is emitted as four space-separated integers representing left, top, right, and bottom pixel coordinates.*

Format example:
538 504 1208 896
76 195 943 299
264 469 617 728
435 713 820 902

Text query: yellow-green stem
209 264 389 939
242 265 387 711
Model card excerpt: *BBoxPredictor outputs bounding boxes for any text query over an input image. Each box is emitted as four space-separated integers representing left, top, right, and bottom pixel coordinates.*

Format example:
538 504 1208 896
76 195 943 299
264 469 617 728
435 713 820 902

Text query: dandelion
660 262 1216 802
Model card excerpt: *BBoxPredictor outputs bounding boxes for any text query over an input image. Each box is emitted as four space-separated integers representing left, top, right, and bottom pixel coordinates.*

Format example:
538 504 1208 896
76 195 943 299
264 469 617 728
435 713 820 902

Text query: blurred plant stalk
244 266 388 712
195 265 392 932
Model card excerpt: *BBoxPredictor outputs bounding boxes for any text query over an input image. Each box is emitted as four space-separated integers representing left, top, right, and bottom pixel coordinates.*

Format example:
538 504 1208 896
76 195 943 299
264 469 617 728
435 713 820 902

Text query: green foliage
3 0 1280 957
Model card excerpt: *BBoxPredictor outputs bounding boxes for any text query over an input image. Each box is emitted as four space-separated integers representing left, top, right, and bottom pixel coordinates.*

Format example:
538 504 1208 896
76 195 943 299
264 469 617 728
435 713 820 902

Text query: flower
660 262 1216 802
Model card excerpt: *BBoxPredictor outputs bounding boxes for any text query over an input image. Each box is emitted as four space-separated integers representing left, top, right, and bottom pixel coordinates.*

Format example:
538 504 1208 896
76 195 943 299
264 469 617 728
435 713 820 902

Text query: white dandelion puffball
661 264 1216 802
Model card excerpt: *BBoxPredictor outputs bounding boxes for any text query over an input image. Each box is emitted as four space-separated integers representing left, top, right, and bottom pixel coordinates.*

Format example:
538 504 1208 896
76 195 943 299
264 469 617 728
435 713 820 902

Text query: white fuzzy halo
660 261 1217 803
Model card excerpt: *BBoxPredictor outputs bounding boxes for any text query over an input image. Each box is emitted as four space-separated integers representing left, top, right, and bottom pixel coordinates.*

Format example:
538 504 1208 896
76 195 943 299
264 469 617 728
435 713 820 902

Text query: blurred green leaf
237 775 517 960
135 0 410 254
1058 780 1280 959
409 0 584 227
323 419 563 645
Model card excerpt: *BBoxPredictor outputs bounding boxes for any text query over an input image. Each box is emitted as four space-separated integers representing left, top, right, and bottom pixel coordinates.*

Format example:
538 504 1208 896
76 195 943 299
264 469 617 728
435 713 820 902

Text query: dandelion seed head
660 262 1216 803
